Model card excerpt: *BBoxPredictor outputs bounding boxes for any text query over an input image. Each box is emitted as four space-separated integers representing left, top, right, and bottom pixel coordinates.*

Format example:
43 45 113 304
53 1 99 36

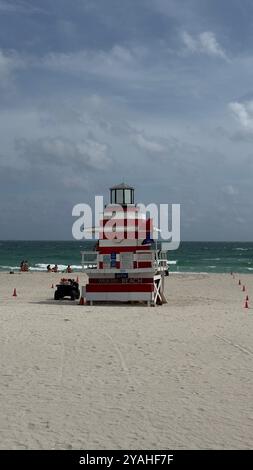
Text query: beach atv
54 279 80 301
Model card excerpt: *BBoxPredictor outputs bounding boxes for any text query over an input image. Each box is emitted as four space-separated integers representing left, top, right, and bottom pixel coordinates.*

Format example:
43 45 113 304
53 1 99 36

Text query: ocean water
0 241 253 273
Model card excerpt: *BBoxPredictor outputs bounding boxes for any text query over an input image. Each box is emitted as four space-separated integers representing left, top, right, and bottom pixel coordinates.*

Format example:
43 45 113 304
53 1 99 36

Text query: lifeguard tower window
124 190 132 204
116 189 124 204
111 190 116 204
110 184 135 205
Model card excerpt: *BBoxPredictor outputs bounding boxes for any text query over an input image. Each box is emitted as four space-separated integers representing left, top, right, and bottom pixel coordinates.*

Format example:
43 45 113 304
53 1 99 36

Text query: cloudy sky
0 0 252 240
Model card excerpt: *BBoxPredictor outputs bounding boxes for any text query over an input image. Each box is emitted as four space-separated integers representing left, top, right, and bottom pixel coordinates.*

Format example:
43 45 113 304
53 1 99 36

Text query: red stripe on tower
86 284 154 293
99 245 151 254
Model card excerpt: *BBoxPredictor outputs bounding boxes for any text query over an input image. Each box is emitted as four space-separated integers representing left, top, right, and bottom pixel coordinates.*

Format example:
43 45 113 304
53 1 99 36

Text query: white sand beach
0 272 253 450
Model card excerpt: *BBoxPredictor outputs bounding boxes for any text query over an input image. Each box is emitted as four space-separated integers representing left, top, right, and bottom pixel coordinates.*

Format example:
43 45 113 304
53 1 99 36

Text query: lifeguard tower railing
80 250 168 273
154 250 169 274
80 251 99 272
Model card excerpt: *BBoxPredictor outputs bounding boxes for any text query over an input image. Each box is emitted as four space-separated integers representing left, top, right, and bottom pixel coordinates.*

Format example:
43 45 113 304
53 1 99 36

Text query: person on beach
20 260 29 272
66 265 72 273
52 264 58 273
47 264 52 272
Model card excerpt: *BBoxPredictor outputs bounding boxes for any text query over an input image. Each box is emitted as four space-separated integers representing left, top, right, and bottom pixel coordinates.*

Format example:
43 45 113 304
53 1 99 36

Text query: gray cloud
0 0 253 240
15 136 112 172
0 49 24 83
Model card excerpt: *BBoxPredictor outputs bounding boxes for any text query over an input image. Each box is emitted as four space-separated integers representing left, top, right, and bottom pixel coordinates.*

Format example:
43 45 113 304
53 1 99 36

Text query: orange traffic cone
244 299 249 309
13 288 17 297
79 296 84 305
242 285 246 292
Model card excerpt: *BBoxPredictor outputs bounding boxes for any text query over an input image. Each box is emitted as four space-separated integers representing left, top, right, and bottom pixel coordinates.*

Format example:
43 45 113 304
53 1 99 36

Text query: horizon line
1 240 253 243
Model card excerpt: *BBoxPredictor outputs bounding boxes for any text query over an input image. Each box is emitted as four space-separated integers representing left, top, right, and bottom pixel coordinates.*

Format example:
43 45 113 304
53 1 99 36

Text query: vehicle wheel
54 291 60 300
70 290 76 301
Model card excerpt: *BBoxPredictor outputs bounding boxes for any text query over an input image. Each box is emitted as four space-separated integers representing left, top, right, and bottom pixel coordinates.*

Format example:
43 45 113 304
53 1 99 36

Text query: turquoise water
0 241 253 273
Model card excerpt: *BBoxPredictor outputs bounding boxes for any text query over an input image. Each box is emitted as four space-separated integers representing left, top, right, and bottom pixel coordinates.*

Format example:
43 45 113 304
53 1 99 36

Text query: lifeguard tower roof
110 182 134 190
110 182 135 205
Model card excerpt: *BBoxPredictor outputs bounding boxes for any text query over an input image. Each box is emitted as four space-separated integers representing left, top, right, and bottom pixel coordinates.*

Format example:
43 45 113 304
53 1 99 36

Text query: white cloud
182 32 197 52
199 32 226 59
229 101 253 132
182 31 227 60
132 132 165 153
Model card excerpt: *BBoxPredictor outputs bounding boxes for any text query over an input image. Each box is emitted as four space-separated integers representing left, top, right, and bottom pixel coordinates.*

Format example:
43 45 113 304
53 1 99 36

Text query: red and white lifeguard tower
81 183 168 306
